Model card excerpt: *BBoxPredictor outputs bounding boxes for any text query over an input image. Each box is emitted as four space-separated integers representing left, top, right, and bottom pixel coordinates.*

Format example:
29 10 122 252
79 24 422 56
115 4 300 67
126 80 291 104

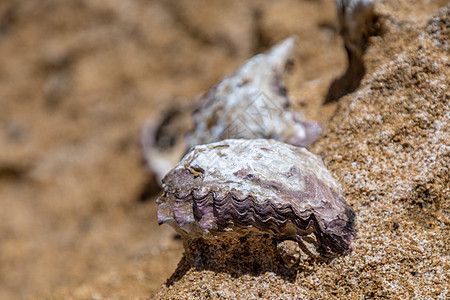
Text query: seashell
326 0 377 102
140 103 193 182
335 0 376 55
186 36 322 150
141 37 322 183
157 139 355 258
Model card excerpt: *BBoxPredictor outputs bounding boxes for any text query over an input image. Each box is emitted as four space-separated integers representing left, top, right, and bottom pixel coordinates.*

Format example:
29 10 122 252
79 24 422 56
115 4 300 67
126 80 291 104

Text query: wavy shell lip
157 139 355 256
141 37 322 184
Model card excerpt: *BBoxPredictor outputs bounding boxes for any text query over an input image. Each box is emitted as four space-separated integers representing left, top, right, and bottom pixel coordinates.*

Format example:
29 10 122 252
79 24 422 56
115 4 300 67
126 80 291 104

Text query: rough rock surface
0 0 448 299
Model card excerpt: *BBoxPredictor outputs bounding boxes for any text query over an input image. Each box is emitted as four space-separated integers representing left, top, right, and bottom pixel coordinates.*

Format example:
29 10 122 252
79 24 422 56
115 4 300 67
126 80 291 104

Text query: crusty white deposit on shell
186 37 322 149
180 139 342 205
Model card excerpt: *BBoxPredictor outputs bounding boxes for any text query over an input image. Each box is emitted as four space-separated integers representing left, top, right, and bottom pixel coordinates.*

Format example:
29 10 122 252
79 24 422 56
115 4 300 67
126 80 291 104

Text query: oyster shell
140 102 193 182
157 139 355 256
326 0 377 102
141 37 321 183
186 36 322 150
335 0 376 56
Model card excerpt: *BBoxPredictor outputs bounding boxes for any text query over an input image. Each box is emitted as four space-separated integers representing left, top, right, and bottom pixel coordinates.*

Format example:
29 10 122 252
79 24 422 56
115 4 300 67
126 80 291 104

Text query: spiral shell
157 139 355 256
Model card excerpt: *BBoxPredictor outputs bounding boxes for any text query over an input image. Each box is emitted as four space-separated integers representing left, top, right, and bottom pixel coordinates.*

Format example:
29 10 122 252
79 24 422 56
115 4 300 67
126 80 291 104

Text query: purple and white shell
186 36 322 150
157 139 355 257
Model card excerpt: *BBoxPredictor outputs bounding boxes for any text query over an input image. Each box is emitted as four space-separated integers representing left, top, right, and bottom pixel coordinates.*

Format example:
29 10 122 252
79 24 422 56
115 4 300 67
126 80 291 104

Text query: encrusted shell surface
157 139 355 255
186 36 321 150
141 37 321 183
